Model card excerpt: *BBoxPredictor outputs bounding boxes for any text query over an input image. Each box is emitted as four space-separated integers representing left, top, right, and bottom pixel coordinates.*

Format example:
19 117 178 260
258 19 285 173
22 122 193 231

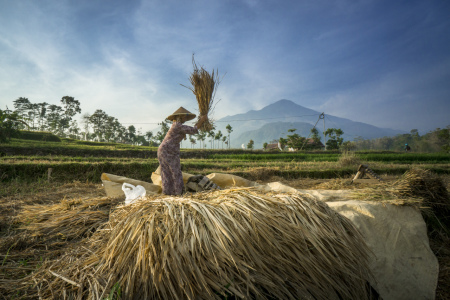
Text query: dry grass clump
348 168 449 230
314 178 360 190
247 167 278 181
392 168 449 203
338 151 361 167
27 189 374 299
0 196 120 296
18 197 118 242
182 55 221 131
393 168 450 231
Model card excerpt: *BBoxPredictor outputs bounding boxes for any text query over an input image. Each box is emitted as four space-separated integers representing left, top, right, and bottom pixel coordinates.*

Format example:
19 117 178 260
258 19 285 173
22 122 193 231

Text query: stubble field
1 138 449 299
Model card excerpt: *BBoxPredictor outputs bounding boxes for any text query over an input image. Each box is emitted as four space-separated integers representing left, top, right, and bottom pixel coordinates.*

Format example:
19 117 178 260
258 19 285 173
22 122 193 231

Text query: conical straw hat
167 107 196 122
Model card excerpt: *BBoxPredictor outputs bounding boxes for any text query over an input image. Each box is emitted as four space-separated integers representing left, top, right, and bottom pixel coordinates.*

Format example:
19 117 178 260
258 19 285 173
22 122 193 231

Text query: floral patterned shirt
158 122 198 157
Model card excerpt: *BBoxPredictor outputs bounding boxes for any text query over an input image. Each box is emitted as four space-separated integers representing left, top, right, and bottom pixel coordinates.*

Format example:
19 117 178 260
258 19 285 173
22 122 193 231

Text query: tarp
101 173 161 197
328 200 438 300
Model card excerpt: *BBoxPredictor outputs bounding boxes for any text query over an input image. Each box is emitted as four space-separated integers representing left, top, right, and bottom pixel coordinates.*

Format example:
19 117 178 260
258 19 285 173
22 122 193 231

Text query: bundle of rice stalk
392 168 450 231
32 189 375 299
182 55 221 131
392 168 448 202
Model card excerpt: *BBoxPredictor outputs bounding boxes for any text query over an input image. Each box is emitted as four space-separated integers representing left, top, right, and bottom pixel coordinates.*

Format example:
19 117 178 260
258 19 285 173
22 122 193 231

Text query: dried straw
392 168 450 231
29 189 374 299
181 55 221 131
18 197 118 242
392 168 449 203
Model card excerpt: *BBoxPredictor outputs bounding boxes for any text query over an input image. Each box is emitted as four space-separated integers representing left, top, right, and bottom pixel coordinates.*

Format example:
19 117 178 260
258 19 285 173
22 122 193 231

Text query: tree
285 128 305 150
68 120 80 139
247 139 254 150
226 124 233 149
208 130 215 149
278 137 287 150
155 120 170 144
60 96 81 136
341 141 356 151
215 130 223 149
302 127 323 150
89 109 108 141
81 113 91 140
222 136 227 149
36 102 49 131
127 125 137 144
324 128 344 150
135 135 147 146
145 131 155 146
13 97 31 125
27 103 40 130
0 109 22 142
46 104 64 135
189 136 197 148
263 142 268 150
103 116 123 142
437 126 450 153
311 127 321 142
196 131 207 149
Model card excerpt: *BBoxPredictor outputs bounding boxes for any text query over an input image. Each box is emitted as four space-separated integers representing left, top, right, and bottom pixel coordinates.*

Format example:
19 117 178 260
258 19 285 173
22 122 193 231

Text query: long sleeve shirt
157 122 198 158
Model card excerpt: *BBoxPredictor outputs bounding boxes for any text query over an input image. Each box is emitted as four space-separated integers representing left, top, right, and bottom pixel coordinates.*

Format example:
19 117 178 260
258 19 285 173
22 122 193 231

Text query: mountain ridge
214 99 405 148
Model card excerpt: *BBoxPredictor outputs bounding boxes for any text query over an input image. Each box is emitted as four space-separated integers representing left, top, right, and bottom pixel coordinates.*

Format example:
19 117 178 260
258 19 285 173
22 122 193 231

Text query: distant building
265 143 280 151
306 139 325 149
265 139 324 151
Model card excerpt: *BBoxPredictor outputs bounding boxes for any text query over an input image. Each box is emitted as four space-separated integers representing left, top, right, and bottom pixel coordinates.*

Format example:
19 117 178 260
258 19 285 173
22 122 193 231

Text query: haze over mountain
214 99 405 148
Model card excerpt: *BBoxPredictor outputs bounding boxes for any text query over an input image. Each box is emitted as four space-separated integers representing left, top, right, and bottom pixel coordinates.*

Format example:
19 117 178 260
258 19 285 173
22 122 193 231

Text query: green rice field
1 138 449 190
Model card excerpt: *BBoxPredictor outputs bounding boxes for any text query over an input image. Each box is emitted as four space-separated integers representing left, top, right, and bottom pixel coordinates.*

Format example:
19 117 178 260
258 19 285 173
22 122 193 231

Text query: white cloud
0 0 449 136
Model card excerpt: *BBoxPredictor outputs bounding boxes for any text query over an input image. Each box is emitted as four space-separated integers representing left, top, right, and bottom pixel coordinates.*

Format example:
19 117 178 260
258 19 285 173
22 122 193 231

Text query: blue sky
1 0 449 135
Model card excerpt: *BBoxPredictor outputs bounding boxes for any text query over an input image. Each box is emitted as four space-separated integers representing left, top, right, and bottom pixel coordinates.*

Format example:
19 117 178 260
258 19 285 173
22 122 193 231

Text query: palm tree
196 131 206 148
226 124 233 149
208 130 215 149
145 131 154 146
222 136 227 149
215 130 223 149
189 136 197 148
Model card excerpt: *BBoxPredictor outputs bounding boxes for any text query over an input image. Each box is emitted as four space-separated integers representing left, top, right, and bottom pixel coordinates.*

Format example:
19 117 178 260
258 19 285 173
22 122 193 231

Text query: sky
1 0 449 135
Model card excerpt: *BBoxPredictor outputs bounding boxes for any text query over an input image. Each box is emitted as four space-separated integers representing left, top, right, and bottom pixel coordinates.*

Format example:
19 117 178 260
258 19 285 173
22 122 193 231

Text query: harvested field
1 140 449 298
1 174 449 299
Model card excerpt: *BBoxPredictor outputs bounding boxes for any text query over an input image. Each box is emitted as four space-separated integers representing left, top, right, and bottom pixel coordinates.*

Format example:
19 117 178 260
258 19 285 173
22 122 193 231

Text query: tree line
257 127 345 151
1 97 235 148
3 97 448 152
258 126 449 153
351 128 450 153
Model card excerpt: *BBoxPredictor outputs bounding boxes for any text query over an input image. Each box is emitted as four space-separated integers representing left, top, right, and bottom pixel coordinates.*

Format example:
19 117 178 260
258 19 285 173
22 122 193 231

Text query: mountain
214 99 405 148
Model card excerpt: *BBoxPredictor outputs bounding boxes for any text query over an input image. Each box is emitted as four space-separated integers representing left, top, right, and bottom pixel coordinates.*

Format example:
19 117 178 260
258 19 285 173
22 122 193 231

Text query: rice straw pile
392 168 448 202
392 168 450 230
182 55 221 131
28 189 374 299
18 197 116 242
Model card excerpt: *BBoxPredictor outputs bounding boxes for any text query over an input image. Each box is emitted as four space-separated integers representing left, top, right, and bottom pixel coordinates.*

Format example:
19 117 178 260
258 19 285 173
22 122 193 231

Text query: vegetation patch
18 130 61 142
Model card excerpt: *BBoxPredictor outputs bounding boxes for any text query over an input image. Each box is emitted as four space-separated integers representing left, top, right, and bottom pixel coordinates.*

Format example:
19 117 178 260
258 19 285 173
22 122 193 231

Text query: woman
157 107 207 195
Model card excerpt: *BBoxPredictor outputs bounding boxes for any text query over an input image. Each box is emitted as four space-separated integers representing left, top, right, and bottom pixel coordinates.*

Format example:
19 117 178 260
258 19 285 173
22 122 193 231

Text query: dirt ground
1 176 449 299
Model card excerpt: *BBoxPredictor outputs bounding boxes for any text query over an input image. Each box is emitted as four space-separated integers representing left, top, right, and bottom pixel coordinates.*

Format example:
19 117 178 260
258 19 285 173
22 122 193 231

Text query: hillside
215 99 405 148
